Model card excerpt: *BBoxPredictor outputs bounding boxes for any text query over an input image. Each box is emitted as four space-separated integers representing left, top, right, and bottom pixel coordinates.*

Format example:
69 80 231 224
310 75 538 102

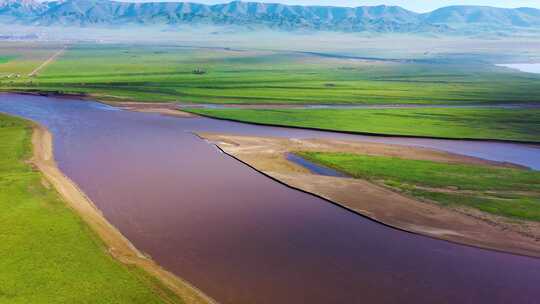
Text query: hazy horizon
103 0 540 13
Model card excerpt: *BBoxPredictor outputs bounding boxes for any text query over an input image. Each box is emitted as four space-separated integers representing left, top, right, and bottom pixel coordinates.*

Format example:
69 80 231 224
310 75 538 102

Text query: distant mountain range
1 0 540 34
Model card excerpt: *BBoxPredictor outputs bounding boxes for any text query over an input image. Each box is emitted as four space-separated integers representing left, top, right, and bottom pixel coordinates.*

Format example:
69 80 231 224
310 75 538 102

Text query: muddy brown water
2 93 540 304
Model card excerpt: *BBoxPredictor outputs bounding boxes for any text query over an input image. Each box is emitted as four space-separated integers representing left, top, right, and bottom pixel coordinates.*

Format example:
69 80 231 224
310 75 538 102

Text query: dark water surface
2 94 540 304
287 153 348 177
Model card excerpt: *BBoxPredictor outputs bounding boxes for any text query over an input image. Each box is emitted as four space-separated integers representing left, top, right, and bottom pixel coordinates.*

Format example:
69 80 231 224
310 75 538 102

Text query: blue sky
118 1 540 12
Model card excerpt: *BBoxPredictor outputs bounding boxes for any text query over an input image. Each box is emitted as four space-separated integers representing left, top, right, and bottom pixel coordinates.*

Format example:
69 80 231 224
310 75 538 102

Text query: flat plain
0 40 538 142
1 41 539 106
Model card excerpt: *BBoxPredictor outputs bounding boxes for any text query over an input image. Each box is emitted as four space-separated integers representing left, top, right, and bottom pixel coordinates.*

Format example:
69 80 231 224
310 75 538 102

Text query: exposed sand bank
115 102 196 118
199 133 540 258
30 124 214 304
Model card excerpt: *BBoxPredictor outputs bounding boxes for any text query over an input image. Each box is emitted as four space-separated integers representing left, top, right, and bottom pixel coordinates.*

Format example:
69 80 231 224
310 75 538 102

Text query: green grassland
0 42 64 76
297 152 540 221
1 43 540 105
189 107 540 142
0 56 14 64
1 41 539 141
0 114 180 303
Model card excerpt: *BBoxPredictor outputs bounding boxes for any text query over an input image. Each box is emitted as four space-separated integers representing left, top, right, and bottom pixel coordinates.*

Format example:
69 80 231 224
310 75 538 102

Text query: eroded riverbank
2 93 540 304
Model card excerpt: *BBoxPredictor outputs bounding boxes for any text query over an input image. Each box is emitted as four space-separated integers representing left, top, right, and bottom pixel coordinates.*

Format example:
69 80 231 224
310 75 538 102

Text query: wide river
1 93 540 304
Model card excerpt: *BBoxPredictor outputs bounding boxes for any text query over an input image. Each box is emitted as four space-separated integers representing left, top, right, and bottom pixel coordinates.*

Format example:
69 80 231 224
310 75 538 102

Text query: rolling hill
1 0 539 34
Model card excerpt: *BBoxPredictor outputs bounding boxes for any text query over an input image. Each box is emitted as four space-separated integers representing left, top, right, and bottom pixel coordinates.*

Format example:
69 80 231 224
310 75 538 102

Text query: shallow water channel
1 93 540 304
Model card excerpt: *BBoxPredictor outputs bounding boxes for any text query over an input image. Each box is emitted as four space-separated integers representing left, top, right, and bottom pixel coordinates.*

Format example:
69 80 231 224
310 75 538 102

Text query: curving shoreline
199 133 540 259
1 94 538 303
13 98 540 260
29 123 215 304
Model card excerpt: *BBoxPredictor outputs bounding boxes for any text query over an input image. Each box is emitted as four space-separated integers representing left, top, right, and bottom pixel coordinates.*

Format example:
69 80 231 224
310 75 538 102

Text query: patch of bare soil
31 124 214 304
199 133 540 258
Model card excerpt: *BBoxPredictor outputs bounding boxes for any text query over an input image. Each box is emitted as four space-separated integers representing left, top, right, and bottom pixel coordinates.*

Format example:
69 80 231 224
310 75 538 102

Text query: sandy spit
114 102 196 118
30 124 215 304
199 133 540 258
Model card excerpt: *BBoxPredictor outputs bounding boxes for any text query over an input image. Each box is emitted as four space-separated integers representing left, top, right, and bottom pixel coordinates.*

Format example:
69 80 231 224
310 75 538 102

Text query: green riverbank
0 113 182 303
189 107 540 142
297 152 540 221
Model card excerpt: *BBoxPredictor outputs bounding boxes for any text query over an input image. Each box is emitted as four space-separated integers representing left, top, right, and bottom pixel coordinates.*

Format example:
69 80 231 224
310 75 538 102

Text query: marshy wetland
1 93 540 304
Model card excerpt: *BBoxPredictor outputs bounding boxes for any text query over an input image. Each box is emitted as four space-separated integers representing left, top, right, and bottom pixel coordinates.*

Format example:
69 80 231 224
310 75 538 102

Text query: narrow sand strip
31 124 215 304
117 102 196 118
199 133 540 258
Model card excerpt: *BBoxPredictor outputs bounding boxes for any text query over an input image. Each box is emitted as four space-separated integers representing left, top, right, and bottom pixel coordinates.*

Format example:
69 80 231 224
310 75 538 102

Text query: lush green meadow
298 152 540 221
0 114 179 303
1 43 540 105
0 42 64 76
190 107 540 142
0 56 14 64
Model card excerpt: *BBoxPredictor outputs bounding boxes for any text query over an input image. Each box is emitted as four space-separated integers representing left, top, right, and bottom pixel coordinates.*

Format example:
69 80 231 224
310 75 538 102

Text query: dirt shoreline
199 133 540 258
114 102 196 118
30 123 215 304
